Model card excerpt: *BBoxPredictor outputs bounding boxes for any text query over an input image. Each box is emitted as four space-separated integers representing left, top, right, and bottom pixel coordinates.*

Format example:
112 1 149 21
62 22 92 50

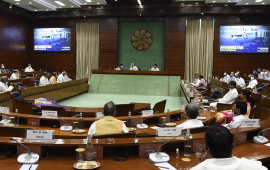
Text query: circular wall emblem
131 29 153 51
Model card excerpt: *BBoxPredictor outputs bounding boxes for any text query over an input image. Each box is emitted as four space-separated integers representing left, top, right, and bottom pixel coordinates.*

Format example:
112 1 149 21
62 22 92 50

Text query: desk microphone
109 67 111 70
10 137 39 164
253 127 270 144
136 111 159 130
58 116 73 131
149 130 183 163
0 115 10 123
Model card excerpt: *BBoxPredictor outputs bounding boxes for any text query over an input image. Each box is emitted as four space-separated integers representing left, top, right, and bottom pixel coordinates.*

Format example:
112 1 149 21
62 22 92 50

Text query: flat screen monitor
219 25 270 53
34 28 71 52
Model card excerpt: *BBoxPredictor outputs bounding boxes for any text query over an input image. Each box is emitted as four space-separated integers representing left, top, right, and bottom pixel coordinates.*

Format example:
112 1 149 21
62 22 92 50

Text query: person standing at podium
129 63 138 71
0 76 13 92
88 101 129 137
40 72 50 86
25 63 34 72
151 64 159 71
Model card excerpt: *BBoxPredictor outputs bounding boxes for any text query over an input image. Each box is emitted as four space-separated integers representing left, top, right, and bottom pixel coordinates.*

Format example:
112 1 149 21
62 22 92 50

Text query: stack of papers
264 143 270 147
150 126 160 130
19 164 38 170
155 163 177 170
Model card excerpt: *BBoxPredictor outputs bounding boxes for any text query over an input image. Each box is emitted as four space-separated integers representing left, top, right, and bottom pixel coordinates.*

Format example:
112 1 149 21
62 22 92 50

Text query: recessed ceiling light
140 14 141 16
195 2 198 4
115 0 117 1
59 6 62 8
262 2 265 4
16 3 19 4
15 0 20 1
35 10 37 11
84 3 86 4
89 6 91 8
46 9 48 11
86 0 92 2
71 6 73 7
201 13 204 15
228 1 231 2
29 2 32 4
137 0 141 5
213 1 215 2
84 16 86 17
9 4 12 9
246 3 248 4
97 2 100 4
54 1 65 6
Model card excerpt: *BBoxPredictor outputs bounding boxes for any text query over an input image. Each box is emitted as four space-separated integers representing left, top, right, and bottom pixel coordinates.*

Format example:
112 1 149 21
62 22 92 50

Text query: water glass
195 144 203 158
73 122 79 130
76 148 85 162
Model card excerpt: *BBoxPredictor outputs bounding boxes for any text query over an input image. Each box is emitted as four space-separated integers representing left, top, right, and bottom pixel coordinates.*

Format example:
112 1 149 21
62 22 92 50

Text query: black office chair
9 69 15 73
10 91 34 104
200 87 210 95
21 69 25 72
36 74 42 77
245 80 250 87
20 74 27 78
40 68 47 71
34 80 40 86
14 82 26 90
204 90 223 101
258 83 268 93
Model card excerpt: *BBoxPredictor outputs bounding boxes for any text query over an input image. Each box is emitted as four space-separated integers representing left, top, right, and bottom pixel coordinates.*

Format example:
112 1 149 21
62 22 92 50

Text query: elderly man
10 70 20 80
0 76 14 92
0 64 8 74
25 64 34 72
57 71 72 83
151 64 159 71
129 63 138 71
190 72 200 87
88 101 129 137
40 72 50 86
176 103 204 129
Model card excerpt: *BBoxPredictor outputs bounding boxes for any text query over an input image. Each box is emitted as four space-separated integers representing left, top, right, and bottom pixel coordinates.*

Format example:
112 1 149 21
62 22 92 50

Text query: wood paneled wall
0 11 30 70
213 14 270 78
29 18 76 78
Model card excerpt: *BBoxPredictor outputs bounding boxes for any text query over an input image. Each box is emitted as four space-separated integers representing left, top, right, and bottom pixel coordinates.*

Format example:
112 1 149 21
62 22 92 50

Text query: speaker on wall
46 18 55 24
242 13 253 21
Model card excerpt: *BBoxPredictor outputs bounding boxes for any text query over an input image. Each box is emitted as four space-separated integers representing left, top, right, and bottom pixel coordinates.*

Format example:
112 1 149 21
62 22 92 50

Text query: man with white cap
129 63 138 71
57 71 72 83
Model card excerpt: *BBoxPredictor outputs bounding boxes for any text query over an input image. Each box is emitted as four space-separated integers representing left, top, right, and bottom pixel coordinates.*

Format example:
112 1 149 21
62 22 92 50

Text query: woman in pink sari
240 89 254 117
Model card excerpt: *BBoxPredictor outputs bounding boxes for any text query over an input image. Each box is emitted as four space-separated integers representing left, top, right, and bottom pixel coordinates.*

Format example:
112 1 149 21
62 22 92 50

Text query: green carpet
58 93 187 112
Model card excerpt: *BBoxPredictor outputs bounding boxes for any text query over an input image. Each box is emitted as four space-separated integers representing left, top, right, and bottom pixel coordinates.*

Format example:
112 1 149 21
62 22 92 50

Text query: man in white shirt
116 64 124 70
39 72 50 86
25 64 34 72
57 71 72 83
129 63 138 71
88 101 129 137
0 64 8 74
222 71 230 83
234 72 245 88
191 125 267 170
224 101 249 129
10 70 20 80
247 74 258 90
191 72 200 87
0 76 14 92
151 64 159 71
177 103 204 129
210 81 238 109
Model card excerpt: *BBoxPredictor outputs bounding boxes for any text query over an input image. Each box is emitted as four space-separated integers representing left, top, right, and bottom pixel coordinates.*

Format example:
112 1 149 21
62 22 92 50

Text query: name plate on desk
158 128 182 137
241 119 260 127
26 130 53 140
0 107 9 113
42 110 57 117
142 110 153 117
96 112 104 119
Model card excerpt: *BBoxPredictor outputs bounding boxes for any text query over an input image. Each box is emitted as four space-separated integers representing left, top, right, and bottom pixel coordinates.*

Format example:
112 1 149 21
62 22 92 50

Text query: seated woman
196 75 207 90
214 110 234 125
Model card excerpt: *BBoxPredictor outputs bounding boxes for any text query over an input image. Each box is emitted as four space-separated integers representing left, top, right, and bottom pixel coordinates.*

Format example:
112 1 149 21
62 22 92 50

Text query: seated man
39 72 50 86
57 71 72 83
223 71 230 83
176 103 204 129
10 70 20 80
246 74 258 89
25 63 34 72
129 63 138 71
190 72 200 87
88 101 128 137
223 101 249 129
151 64 159 71
0 76 13 92
234 72 245 88
191 125 267 170
0 64 8 74
50 72 57 84
229 72 236 82
210 81 238 109
116 64 124 70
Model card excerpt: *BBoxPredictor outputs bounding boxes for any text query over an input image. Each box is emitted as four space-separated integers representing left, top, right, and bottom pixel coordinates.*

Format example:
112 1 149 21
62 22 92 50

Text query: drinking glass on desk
76 148 85 162
73 122 79 131
195 144 203 158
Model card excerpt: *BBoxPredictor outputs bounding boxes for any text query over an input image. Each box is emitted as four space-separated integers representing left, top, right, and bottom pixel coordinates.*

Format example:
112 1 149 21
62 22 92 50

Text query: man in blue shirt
229 72 235 82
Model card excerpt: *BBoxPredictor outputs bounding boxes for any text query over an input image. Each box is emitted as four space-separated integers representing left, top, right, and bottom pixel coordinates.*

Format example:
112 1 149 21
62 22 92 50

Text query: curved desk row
0 71 45 77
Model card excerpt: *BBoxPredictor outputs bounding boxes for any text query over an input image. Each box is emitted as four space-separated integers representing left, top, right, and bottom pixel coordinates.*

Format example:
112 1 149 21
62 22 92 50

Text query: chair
258 83 268 93
189 126 209 134
153 100 167 113
249 106 256 119
245 80 250 87
204 90 223 101
92 132 137 139
9 69 14 73
200 85 212 96
21 69 25 72
12 98 40 115
40 68 47 71
14 82 26 90
10 91 36 111
34 80 40 86
197 82 212 92
216 96 241 112
115 104 135 117
41 106 69 117
36 74 42 77
0 127 31 138
20 74 27 78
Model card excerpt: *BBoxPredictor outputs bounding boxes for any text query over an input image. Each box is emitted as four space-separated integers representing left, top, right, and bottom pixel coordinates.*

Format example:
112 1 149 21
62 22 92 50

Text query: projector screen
219 25 270 53
34 28 71 52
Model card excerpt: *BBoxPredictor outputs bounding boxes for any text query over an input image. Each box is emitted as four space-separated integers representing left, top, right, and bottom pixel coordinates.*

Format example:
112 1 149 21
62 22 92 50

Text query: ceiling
2 0 270 12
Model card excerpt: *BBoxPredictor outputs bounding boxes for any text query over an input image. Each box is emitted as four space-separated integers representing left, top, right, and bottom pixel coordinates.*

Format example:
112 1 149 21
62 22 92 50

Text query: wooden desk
92 70 180 76
0 71 45 77
8 76 41 88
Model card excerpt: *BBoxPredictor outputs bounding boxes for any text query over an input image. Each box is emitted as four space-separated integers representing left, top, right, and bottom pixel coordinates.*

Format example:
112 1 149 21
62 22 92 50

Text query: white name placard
0 107 9 113
96 112 104 119
142 110 153 117
42 110 57 117
26 130 53 140
158 128 182 137
241 119 260 127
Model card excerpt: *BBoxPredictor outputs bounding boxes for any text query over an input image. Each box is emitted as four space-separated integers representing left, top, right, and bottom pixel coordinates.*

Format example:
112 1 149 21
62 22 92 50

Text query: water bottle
78 113 84 129
184 129 192 157
85 134 95 161
127 111 132 127
14 109 19 126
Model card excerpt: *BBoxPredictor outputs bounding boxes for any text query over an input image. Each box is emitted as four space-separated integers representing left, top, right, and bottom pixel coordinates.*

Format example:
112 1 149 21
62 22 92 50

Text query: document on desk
19 164 38 170
155 163 177 170
264 143 270 147
150 126 160 130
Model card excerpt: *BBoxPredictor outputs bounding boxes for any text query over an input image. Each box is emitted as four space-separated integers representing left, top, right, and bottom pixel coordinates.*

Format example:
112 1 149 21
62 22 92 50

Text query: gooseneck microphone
137 111 159 130
253 127 270 144
58 116 73 131
10 137 40 164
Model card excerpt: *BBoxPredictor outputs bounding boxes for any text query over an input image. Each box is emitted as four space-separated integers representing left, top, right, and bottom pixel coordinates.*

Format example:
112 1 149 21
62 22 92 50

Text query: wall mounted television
34 28 71 52
219 25 270 53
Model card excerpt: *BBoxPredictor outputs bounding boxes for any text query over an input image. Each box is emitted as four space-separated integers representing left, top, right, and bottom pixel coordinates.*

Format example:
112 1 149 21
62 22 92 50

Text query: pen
28 165 32 170
156 166 169 169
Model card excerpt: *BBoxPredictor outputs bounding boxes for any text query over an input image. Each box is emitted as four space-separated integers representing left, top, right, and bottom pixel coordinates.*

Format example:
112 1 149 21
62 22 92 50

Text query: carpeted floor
58 93 187 112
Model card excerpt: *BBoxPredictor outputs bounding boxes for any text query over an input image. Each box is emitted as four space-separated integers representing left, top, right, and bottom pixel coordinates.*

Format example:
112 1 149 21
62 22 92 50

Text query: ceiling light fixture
16 3 19 4
33 0 57 10
54 1 66 6
246 3 248 4
15 0 20 1
71 6 73 7
86 0 92 2
262 2 265 4
140 14 141 16
69 0 82 6
46 9 48 11
9 4 12 9
228 1 231 2
84 16 86 17
213 1 215 2
84 3 86 4
97 2 100 4
137 0 141 5
201 13 204 15
35 9 37 11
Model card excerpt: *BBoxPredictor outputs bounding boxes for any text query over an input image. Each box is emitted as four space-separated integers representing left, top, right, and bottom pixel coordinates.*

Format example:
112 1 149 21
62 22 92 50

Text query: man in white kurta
247 74 258 89
190 72 200 87
223 71 231 83
0 77 14 92
10 70 19 80
234 73 245 88
39 73 50 86
191 125 267 170
25 64 34 72
57 71 72 83
177 103 204 129
151 64 159 71
129 63 138 71
210 81 238 109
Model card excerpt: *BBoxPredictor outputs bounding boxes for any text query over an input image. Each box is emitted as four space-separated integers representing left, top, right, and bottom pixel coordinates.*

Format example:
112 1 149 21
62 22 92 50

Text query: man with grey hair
176 102 204 129
0 76 14 92
129 63 138 71
88 101 129 137
57 71 72 83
